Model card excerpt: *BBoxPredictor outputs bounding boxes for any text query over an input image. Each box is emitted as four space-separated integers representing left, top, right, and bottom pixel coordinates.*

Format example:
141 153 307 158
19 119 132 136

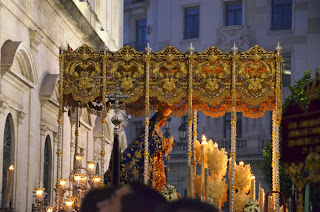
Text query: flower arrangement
161 185 181 201
207 142 228 180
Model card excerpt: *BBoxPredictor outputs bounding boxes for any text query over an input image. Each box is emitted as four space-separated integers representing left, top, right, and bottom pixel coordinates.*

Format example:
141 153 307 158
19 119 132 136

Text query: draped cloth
104 112 170 191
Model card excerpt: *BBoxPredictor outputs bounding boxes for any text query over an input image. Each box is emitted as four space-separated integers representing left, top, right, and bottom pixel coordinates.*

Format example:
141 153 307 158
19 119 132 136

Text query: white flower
161 185 180 201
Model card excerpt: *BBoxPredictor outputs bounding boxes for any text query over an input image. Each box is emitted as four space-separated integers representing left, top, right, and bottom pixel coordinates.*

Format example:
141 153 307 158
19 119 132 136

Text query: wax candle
87 161 95 174
59 178 67 189
35 188 45 202
239 161 244 168
80 174 87 185
213 142 218 151
65 196 74 212
93 175 101 188
251 175 256 200
4 165 14 207
74 174 81 184
75 153 83 168
46 207 55 212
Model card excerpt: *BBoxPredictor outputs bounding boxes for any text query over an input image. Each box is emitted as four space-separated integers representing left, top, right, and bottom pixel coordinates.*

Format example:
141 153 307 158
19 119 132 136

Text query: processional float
54 42 282 211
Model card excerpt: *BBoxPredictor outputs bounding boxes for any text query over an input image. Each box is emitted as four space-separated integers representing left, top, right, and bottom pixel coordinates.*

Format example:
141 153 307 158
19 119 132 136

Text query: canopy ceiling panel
60 44 280 118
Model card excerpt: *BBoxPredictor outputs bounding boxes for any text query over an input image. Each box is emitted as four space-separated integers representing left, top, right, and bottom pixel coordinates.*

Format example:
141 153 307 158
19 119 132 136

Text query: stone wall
0 0 123 210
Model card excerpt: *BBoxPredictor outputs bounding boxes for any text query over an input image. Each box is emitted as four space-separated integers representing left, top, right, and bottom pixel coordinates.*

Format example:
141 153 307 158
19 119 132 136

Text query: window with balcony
282 54 292 87
225 1 242 26
271 0 292 30
136 20 147 51
224 112 242 139
184 7 200 39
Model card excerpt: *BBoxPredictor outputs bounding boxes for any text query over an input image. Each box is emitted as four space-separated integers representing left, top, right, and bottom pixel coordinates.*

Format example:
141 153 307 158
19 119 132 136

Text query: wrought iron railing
172 141 188 152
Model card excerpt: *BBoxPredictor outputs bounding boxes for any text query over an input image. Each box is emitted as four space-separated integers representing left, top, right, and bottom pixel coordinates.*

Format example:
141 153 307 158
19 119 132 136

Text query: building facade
0 0 124 210
124 0 320 196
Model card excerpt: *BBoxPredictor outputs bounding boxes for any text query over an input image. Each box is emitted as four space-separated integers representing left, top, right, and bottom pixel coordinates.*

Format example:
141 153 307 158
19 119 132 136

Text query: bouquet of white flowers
161 185 181 201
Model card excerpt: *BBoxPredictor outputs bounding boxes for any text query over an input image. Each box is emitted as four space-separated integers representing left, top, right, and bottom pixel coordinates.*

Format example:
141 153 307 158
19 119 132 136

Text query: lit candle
75 153 83 168
251 175 256 200
59 178 67 189
239 161 244 168
74 174 81 184
4 165 14 207
46 207 55 212
87 161 95 174
200 135 208 200
35 188 45 202
80 174 87 185
213 142 218 151
65 196 74 212
93 175 101 188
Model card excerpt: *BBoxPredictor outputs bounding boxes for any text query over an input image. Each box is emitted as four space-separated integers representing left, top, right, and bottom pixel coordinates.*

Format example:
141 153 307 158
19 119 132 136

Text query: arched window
1 115 14 208
43 136 52 203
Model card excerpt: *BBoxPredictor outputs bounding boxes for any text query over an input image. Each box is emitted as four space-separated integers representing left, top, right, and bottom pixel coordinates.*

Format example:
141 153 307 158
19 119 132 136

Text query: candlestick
59 178 67 189
80 174 87 185
75 153 83 168
87 161 95 174
93 175 101 188
35 187 45 202
251 175 256 200
74 174 81 184
65 196 74 212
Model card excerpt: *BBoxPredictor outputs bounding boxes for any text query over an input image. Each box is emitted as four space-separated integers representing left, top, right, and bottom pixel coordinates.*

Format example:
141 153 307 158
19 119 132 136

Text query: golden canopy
60 44 280 119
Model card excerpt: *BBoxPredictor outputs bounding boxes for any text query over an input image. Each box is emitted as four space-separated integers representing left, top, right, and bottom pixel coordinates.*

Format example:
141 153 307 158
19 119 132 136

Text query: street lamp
163 116 172 138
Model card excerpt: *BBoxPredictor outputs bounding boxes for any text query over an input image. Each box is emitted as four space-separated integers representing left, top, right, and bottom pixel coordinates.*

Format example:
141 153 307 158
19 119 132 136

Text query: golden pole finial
145 42 152 55
188 43 195 55
275 42 282 55
231 42 238 55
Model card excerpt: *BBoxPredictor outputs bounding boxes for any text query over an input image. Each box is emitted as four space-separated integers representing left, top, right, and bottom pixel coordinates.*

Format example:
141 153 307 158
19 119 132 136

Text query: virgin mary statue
104 107 174 192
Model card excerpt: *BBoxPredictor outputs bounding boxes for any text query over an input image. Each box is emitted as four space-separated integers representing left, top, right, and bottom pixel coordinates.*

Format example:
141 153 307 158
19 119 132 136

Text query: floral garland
161 185 181 201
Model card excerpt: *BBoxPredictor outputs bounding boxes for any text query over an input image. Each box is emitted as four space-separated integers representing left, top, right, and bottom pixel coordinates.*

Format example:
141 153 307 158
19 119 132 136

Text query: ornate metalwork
60 44 279 120
58 43 281 211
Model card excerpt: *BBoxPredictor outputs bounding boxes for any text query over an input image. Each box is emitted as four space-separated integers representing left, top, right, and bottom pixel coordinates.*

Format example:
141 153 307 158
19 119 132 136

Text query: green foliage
283 70 312 112
261 70 312 197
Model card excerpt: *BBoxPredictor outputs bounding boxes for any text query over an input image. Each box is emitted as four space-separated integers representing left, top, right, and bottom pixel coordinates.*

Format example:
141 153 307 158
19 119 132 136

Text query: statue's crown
305 69 320 100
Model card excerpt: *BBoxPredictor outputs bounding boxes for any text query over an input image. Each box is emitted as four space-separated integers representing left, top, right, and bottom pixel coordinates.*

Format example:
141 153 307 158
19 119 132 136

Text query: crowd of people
80 182 218 212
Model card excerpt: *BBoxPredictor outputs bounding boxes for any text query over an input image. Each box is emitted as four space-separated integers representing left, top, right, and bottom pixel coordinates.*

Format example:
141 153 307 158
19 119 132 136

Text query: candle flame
59 178 67 186
202 135 206 140
65 198 74 206
93 176 101 182
36 188 44 195
239 161 244 166
214 142 218 147
74 174 81 182
251 175 255 180
9 165 14 171
87 161 95 169
46 207 55 212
